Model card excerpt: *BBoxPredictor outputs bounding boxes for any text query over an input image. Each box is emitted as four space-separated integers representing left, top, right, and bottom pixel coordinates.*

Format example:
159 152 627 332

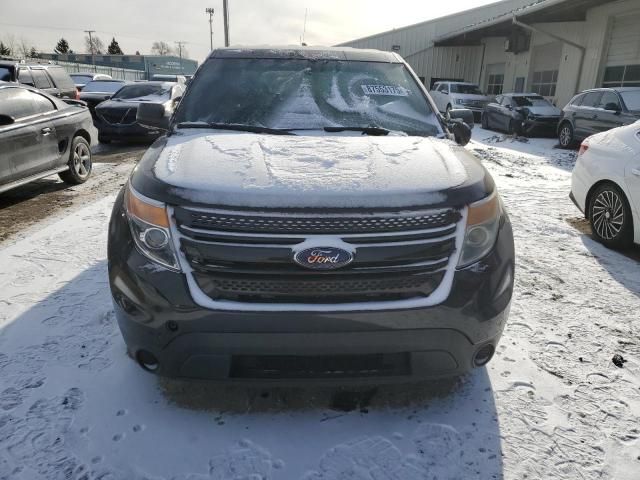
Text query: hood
451 93 491 102
149 132 476 209
519 105 562 116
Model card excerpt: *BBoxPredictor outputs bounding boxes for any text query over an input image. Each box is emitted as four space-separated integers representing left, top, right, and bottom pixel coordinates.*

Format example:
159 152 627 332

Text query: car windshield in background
620 90 640 111
0 67 12 82
82 81 125 93
112 84 171 100
176 58 441 136
450 84 483 95
513 96 551 107
70 75 94 83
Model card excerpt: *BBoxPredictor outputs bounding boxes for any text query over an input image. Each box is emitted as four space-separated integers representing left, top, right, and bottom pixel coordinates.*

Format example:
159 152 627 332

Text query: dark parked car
79 79 129 115
0 61 78 99
558 87 640 147
0 84 93 194
70 72 113 91
108 46 513 383
482 93 562 136
94 81 184 144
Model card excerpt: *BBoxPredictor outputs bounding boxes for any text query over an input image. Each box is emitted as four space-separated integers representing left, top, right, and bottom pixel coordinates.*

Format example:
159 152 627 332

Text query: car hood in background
451 94 492 102
145 132 481 209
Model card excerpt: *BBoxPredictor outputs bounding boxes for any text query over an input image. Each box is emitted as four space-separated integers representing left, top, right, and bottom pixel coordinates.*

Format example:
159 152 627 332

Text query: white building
339 0 640 107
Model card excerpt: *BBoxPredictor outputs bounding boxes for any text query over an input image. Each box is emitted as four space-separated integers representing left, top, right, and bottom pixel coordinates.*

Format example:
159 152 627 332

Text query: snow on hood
153 132 470 208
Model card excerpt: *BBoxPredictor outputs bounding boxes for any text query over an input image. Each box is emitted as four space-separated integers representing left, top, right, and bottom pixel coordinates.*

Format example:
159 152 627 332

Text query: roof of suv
208 46 402 63
581 87 640 93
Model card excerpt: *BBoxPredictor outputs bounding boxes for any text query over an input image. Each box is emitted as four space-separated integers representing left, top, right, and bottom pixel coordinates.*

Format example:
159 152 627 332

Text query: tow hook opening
136 350 160 372
473 343 495 367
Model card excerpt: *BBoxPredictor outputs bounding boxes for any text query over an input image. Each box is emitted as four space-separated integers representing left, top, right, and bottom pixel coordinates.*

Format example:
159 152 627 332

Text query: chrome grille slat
176 208 460 234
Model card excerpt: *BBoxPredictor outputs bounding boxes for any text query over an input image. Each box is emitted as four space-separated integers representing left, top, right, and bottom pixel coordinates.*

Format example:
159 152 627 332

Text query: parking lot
0 130 638 480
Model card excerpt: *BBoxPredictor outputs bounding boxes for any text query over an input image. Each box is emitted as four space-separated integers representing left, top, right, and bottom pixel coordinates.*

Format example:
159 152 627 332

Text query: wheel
558 122 574 148
507 119 522 136
59 136 92 185
588 183 633 249
98 135 111 144
481 112 489 130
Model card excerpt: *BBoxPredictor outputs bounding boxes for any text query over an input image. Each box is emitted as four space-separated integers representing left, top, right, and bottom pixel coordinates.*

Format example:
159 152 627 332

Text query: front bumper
95 119 162 142
108 191 515 383
521 118 560 136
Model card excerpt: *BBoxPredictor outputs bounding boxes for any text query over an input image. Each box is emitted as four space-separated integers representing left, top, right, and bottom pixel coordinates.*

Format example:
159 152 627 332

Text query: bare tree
85 35 104 54
3 34 16 56
151 41 173 55
17 37 32 59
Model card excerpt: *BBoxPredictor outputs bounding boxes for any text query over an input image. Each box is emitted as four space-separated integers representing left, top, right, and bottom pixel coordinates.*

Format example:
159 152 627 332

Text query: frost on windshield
176 59 442 136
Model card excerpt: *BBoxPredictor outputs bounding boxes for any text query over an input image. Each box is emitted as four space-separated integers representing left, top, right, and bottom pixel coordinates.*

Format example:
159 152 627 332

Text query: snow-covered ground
0 129 638 479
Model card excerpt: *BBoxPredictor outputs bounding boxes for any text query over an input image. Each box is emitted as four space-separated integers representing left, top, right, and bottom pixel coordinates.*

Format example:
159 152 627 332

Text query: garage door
530 42 562 98
603 13 640 87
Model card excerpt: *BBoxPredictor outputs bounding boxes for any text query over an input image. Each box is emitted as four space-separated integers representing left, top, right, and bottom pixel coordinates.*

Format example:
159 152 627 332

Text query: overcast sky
0 0 499 62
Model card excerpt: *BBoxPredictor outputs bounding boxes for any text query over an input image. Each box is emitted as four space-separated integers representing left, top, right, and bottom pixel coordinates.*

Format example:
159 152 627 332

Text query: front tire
589 183 633 249
558 122 574 148
507 119 520 136
59 136 92 185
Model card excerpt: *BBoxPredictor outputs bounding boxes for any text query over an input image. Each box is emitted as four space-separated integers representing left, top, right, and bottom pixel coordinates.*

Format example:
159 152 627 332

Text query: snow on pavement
0 129 639 479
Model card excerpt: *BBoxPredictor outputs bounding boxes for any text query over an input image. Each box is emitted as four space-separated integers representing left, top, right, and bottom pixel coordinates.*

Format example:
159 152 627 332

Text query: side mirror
0 114 15 126
442 90 449 95
137 102 170 130
604 103 621 114
104 95 112 100
448 108 474 127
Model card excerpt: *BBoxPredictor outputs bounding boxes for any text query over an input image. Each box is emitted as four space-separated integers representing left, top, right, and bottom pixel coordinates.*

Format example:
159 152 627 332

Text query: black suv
108 46 514 383
558 87 640 147
0 61 78 100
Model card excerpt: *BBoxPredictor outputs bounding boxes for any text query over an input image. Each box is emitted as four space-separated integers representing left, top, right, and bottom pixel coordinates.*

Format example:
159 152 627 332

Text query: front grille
230 353 411 379
193 271 444 303
174 206 461 304
98 108 137 125
178 209 459 234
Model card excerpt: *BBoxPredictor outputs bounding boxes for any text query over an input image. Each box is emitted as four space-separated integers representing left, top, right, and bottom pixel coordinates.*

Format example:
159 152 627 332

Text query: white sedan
571 121 640 248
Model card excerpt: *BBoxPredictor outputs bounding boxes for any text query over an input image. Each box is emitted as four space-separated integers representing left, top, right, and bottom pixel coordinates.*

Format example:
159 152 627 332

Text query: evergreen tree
0 42 10 56
107 37 123 55
29 47 38 58
54 38 70 54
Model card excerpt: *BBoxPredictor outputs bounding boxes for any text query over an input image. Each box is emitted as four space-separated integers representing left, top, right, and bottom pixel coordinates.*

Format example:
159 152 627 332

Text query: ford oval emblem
293 247 354 270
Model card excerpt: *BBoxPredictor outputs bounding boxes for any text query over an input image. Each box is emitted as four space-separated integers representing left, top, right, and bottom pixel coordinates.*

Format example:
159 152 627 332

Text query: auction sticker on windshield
361 85 408 96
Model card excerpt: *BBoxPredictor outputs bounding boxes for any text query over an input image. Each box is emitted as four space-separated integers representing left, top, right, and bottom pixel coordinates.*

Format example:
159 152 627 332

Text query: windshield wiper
323 126 391 136
176 122 296 135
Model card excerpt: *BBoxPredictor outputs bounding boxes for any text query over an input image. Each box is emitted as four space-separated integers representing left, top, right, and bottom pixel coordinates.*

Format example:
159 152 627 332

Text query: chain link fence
54 60 146 81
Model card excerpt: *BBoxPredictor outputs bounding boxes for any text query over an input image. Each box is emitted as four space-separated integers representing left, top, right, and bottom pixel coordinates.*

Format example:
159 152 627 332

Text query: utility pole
206 7 215 51
84 30 96 72
302 8 308 46
223 0 230 47
175 41 186 74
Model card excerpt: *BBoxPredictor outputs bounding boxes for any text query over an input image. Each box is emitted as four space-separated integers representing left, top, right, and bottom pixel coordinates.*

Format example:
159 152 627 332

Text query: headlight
458 192 501 268
124 184 181 271
455 98 465 105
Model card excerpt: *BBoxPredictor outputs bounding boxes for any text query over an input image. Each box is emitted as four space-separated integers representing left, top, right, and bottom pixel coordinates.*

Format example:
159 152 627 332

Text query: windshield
175 58 441 136
512 96 551 107
82 81 125 93
621 90 640 111
112 84 171 100
70 74 94 83
450 84 483 95
0 67 12 82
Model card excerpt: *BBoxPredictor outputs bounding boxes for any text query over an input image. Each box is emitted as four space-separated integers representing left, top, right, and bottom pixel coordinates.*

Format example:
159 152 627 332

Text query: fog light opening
136 350 159 372
473 344 495 367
